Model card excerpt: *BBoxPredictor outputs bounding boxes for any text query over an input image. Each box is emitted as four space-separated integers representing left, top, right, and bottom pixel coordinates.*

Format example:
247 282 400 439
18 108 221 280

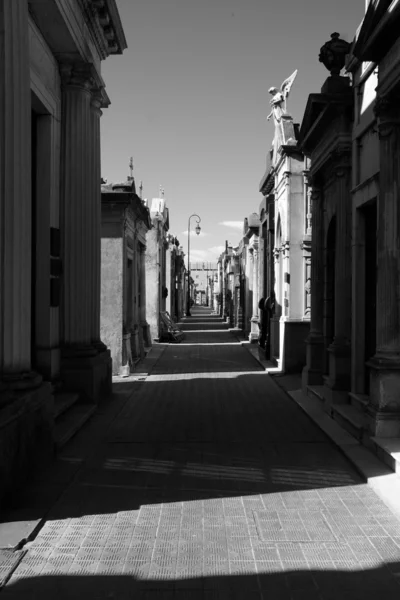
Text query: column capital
375 92 400 136
60 63 95 93
334 163 351 178
374 92 400 119
330 143 352 163
90 88 104 116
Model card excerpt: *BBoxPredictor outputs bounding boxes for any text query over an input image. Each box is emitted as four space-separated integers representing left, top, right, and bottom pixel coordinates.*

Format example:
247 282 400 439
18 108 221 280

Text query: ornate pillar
59 64 111 400
249 243 259 342
0 0 41 390
0 1 52 504
90 90 107 352
60 64 95 356
325 161 352 398
367 93 400 436
302 185 325 390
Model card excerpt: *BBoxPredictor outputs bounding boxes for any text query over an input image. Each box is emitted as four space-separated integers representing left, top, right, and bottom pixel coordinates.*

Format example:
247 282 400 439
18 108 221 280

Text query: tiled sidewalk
3 308 400 598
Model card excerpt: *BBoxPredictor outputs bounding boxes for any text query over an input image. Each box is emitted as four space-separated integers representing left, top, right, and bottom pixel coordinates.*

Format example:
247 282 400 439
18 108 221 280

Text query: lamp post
186 214 201 316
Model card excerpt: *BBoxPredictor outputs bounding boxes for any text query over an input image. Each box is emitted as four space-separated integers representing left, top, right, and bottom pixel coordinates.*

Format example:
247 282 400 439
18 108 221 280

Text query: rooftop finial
319 33 351 76
128 157 134 180
139 180 143 199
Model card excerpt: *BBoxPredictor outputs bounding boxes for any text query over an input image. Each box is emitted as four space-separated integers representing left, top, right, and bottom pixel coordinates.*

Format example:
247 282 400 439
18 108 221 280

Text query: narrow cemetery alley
2 307 400 599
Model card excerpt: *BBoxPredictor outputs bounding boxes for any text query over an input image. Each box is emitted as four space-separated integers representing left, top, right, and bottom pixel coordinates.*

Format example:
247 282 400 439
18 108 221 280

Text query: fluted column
0 1 41 389
90 90 107 351
60 64 96 357
326 161 352 393
249 245 259 342
332 163 352 347
367 93 400 435
302 185 325 389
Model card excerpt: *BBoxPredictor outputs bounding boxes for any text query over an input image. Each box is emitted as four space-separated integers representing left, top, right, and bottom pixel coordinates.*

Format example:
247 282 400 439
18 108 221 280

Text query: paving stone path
3 307 400 598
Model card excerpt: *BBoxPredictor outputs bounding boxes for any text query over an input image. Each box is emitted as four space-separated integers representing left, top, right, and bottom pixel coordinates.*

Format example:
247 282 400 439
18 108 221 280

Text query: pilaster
367 92 400 436
325 159 352 401
249 243 260 342
0 0 52 505
90 90 107 352
60 63 95 355
302 185 324 390
59 63 111 400
0 0 42 390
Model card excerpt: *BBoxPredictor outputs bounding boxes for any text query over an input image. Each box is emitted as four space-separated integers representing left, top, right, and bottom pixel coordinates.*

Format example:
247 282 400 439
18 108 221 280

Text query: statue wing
280 69 298 98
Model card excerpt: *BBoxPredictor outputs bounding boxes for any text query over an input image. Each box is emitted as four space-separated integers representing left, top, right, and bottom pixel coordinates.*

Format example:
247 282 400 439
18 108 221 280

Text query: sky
101 0 365 265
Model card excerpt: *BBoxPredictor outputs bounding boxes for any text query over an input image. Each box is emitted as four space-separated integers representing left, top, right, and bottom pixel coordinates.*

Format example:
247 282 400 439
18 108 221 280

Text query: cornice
299 92 353 157
353 0 400 63
81 0 127 59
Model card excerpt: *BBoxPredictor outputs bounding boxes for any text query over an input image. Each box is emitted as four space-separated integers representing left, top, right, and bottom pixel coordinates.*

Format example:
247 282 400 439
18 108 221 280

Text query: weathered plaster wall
145 227 160 342
101 238 123 374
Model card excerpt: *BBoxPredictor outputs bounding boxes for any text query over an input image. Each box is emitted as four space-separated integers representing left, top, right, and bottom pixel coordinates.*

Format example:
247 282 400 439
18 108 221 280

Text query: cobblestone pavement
3 308 400 598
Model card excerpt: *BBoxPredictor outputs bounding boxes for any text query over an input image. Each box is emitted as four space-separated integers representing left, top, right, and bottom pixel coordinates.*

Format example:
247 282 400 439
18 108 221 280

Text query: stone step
331 404 368 442
348 391 369 412
307 385 325 404
371 437 400 475
53 392 80 419
54 404 96 450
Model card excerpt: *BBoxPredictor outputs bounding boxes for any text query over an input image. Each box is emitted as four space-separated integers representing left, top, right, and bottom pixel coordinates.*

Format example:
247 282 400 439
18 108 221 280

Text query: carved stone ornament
319 33 351 76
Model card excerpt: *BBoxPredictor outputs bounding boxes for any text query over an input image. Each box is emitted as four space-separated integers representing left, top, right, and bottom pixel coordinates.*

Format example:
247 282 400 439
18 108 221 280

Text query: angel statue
266 69 298 124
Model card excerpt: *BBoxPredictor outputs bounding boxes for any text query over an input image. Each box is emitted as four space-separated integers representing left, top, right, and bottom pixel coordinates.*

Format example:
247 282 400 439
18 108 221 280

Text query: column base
142 321 152 348
302 331 324 393
0 382 53 506
325 339 351 390
366 404 400 438
61 349 112 403
366 354 400 436
279 319 310 373
92 340 108 353
62 344 97 358
249 317 259 343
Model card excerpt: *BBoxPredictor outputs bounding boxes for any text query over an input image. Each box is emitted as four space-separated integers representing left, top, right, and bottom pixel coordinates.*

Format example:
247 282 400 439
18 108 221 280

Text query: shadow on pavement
4 562 400 599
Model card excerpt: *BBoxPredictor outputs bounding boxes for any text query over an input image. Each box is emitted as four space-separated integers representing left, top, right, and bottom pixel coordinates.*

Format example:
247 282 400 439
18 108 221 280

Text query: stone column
59 64 112 400
302 186 325 390
0 1 52 503
367 94 400 436
60 64 95 357
90 90 107 352
249 243 260 342
0 0 41 390
325 161 352 399
140 244 151 347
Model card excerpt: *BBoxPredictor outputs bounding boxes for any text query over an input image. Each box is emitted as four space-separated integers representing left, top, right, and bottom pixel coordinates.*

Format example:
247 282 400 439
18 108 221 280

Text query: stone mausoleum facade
259 83 311 372
101 178 151 376
300 0 400 441
0 0 126 504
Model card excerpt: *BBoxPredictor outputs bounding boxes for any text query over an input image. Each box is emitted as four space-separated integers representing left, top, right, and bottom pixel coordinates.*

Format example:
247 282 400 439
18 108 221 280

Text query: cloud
208 245 225 256
184 245 225 267
181 229 209 237
219 221 243 230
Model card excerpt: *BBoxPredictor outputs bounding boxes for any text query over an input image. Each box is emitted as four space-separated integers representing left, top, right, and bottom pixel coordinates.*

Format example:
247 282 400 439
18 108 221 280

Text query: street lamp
186 213 201 316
